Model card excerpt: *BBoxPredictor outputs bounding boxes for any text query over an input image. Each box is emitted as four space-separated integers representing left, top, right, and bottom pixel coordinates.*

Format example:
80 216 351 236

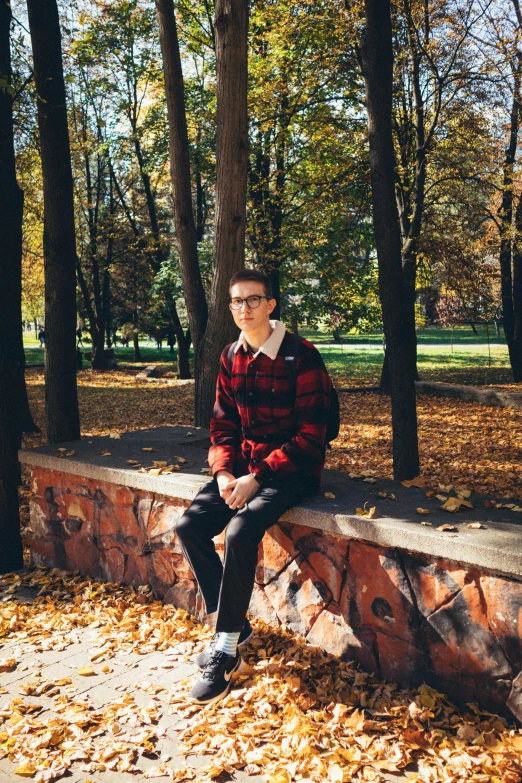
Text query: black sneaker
194 619 254 671
188 651 241 705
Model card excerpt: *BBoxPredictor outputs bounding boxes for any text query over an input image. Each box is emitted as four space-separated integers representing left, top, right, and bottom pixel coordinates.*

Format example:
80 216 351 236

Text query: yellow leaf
100 449 111 457
441 497 472 512
420 693 435 708
324 492 336 499
126 459 140 465
367 506 377 518
176 456 188 463
401 476 428 488
77 666 96 676
416 507 430 515
328 763 345 783
142 447 156 452
14 762 36 777
109 432 121 439
65 450 75 457
436 524 458 532
0 658 16 672
466 522 486 529
268 772 291 783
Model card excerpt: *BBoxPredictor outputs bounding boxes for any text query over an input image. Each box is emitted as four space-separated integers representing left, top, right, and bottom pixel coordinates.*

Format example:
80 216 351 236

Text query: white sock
215 631 240 656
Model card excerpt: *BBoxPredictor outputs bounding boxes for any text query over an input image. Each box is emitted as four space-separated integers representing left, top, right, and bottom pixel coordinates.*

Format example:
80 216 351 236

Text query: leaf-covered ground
1 568 522 783
22 367 522 502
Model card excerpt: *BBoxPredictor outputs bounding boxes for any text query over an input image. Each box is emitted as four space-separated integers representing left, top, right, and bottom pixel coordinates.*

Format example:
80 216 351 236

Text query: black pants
175 472 316 632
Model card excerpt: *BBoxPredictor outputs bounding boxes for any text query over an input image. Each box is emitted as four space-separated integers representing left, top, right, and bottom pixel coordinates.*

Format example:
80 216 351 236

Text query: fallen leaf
65 450 76 457
416 507 430 515
142 447 156 452
109 432 122 439
100 449 111 457
0 657 17 672
76 666 96 677
401 476 428 488
436 524 458 532
466 522 486 529
324 492 336 499
441 496 473 512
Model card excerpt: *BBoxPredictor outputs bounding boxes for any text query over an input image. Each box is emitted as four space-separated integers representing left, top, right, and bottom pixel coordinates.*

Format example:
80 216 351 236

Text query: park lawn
22 366 522 501
24 327 517 387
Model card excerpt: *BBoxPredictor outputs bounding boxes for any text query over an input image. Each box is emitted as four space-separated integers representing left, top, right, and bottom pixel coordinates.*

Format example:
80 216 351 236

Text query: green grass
24 326 516 387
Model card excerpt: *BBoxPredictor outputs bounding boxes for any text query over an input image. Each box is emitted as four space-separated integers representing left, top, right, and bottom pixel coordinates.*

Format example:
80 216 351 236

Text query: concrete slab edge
20 449 522 581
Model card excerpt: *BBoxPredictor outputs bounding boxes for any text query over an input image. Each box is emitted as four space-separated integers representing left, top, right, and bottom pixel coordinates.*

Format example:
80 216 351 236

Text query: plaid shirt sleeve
251 344 331 482
208 346 240 476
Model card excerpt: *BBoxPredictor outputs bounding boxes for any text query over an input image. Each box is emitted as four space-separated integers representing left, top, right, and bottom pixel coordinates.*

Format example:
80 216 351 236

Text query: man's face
229 281 276 332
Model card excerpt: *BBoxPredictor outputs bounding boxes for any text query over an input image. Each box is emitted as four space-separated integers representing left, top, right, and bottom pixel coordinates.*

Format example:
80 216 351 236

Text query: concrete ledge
339 382 522 410
19 425 522 579
415 381 522 409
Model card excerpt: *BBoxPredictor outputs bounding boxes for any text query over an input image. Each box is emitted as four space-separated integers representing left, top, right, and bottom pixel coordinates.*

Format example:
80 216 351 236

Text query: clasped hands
216 470 260 510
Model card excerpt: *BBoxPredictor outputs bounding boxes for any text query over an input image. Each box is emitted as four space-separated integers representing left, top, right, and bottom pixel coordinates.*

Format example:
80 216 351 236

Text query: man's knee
175 511 199 544
224 514 263 550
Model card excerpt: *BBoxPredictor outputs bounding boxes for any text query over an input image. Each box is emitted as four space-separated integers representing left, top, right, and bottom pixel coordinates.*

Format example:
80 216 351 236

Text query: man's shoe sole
195 627 254 671
188 657 241 705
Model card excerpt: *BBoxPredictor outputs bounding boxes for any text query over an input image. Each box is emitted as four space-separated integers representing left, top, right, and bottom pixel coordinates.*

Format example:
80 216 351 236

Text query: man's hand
216 470 235 501
223 474 261 510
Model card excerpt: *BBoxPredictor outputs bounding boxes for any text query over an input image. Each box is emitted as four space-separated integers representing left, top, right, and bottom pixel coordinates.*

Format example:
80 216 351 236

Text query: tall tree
358 0 420 479
27 0 80 442
156 0 208 368
195 0 249 426
0 0 37 440
0 0 26 572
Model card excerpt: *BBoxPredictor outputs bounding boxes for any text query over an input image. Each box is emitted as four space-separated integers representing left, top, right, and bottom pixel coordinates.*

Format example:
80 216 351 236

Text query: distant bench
20 425 522 722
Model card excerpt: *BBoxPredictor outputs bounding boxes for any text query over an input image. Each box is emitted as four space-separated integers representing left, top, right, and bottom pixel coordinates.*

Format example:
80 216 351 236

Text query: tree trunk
0 0 38 439
0 355 23 573
509 192 522 381
195 0 249 426
168 302 191 379
133 325 142 362
499 70 521 381
359 0 420 480
27 0 80 443
156 0 208 364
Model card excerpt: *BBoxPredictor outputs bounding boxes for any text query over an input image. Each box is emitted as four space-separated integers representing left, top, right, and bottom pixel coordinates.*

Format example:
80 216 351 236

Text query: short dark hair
229 269 272 299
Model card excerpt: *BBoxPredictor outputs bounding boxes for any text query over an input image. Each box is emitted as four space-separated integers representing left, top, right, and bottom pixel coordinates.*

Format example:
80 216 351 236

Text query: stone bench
19 425 522 722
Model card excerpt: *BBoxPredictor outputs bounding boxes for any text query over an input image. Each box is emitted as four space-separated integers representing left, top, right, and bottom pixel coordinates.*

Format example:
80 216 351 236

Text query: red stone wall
29 467 522 722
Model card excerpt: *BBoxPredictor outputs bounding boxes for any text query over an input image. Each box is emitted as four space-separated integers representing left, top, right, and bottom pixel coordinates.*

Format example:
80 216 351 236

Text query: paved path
0 580 414 783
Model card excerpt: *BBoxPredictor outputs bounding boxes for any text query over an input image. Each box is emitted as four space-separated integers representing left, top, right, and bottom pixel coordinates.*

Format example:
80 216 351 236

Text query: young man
176 269 332 705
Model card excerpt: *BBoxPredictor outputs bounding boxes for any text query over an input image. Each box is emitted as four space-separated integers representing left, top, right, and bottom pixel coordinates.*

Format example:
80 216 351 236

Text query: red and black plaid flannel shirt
208 333 331 486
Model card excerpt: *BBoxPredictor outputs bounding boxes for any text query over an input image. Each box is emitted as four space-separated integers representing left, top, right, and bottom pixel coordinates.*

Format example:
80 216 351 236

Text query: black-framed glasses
228 295 270 310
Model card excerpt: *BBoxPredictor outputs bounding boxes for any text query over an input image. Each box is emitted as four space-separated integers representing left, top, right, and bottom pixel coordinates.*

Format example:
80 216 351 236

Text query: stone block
170 552 194 581
30 538 66 570
248 584 281 626
123 553 149 586
263 554 331 636
29 497 53 538
63 534 102 579
343 542 418 645
255 524 297 585
374 632 424 687
402 553 469 617
147 499 185 544
101 547 126 583
480 575 522 666
98 501 146 554
147 550 176 597
290 524 349 602
163 578 205 619
425 582 512 682
306 603 373 665
507 670 522 722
